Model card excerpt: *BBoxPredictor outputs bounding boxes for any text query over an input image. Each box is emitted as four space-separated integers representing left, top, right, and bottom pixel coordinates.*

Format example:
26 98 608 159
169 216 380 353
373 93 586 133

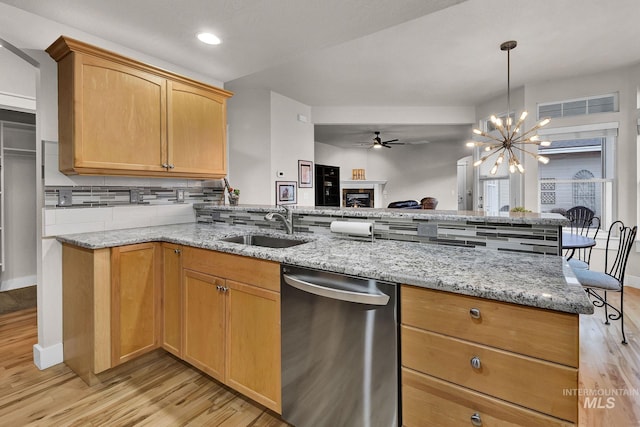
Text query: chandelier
467 41 551 175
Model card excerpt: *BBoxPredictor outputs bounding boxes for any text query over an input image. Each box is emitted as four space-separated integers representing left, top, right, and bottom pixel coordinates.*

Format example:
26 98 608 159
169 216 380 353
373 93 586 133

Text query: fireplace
340 180 387 208
343 189 374 208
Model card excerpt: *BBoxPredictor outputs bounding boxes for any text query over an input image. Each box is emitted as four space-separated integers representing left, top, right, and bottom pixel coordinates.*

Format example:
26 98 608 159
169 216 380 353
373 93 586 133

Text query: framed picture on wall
298 160 313 188
276 181 297 205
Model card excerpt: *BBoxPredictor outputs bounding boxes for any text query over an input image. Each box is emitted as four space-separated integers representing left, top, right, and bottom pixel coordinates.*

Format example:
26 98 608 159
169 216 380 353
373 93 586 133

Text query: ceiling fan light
373 144 382 149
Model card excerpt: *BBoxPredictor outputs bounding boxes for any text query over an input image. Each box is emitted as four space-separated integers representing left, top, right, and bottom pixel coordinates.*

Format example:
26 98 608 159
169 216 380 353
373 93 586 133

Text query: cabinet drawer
402 326 577 423
182 247 280 292
402 368 573 427
401 285 578 367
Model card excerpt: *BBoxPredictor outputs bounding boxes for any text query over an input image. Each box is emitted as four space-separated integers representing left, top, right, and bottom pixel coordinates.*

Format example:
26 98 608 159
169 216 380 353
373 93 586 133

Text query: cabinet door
62 53 167 174
111 243 160 366
226 280 281 413
183 269 226 382
167 80 227 178
162 243 182 357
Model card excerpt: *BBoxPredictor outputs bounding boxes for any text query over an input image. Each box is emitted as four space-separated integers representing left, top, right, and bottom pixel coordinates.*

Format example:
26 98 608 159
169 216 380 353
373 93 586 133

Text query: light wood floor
0 308 289 426
1 290 639 426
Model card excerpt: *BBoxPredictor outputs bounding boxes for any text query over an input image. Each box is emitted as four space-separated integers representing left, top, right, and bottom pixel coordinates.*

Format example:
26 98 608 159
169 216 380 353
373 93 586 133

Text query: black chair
564 205 597 266
574 220 637 344
566 206 595 234
567 216 600 270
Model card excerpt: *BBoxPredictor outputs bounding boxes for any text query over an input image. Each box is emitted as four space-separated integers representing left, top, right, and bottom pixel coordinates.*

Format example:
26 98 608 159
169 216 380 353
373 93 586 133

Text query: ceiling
2 0 640 146
315 124 472 148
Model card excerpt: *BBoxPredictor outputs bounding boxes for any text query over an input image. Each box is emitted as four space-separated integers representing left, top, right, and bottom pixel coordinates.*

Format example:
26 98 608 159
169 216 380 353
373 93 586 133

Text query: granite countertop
56 222 592 315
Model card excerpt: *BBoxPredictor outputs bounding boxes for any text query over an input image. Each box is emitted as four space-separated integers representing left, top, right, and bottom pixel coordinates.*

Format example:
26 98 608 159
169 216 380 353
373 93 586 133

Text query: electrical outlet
176 189 185 203
58 189 72 207
130 189 141 204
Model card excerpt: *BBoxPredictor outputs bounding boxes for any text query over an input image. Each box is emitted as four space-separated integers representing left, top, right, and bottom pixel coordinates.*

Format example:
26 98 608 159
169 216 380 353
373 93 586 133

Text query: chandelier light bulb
519 111 528 121
490 163 499 175
473 129 483 135
536 155 550 164
466 141 477 147
516 163 525 173
496 153 504 164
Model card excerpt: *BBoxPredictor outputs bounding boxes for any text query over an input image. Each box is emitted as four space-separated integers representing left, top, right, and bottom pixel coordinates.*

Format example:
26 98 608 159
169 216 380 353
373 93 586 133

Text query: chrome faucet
265 206 294 234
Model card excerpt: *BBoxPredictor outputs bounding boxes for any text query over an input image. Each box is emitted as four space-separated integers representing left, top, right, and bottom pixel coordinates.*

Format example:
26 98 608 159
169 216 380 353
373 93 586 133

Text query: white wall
225 86 272 204
0 47 36 111
315 140 467 209
225 88 314 206
270 92 314 206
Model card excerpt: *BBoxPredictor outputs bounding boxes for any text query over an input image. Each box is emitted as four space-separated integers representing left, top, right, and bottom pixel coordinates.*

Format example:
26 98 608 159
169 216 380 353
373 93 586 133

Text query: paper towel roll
330 221 373 236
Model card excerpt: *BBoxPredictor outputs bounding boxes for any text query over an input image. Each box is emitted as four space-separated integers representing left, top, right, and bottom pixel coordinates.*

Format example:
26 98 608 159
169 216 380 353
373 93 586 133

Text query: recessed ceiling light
197 32 221 45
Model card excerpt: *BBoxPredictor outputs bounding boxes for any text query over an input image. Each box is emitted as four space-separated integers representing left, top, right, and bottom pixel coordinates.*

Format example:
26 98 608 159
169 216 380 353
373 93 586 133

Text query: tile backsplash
45 185 225 208
194 206 561 255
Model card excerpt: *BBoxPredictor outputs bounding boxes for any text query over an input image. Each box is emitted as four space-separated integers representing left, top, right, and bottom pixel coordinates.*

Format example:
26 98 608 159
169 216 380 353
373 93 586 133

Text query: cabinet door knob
469 308 481 319
470 412 482 426
161 163 169 169
470 356 482 369
168 164 175 169
174 248 181 254
216 285 222 291
222 286 229 292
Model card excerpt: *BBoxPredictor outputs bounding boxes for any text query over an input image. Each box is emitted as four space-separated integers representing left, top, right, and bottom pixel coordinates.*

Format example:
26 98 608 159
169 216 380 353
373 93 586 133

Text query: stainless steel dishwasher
281 265 399 427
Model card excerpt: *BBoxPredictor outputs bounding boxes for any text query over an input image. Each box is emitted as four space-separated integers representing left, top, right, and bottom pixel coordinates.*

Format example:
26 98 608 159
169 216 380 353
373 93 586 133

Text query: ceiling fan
361 131 405 149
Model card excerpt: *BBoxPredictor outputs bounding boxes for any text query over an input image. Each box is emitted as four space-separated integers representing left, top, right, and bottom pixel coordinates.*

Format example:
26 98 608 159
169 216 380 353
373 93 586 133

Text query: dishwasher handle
283 274 390 306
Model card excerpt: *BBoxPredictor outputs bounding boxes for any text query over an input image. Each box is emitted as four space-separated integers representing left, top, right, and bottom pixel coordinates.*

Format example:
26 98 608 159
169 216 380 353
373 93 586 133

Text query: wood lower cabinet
182 247 282 413
46 36 232 179
226 280 281 411
401 285 579 426
62 242 160 384
161 243 182 357
183 269 226 381
111 243 160 366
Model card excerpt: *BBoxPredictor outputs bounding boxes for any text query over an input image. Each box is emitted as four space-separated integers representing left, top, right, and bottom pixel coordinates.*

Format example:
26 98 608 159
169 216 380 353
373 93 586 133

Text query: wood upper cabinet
46 36 232 179
161 243 182 357
167 81 227 176
182 269 226 382
111 243 161 366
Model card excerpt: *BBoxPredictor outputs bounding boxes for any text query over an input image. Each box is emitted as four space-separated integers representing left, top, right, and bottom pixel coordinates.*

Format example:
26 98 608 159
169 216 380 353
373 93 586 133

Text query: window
538 94 618 119
537 125 617 229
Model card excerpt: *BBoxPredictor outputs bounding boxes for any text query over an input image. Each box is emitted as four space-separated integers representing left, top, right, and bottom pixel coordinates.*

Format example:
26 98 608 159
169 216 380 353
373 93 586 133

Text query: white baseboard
33 343 63 370
626 274 640 289
1 275 36 291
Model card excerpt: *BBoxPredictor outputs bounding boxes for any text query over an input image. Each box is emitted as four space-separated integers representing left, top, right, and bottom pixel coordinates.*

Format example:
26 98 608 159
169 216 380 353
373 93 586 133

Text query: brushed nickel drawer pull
469 308 481 319
470 356 481 369
470 412 482 426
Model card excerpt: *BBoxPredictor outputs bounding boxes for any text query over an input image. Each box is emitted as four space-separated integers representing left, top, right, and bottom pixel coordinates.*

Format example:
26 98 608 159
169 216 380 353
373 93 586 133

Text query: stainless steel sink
220 234 307 248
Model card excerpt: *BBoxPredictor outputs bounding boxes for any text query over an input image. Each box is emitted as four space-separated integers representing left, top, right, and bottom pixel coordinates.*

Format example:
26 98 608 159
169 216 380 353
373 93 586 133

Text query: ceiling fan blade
382 138 399 144
382 143 392 148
